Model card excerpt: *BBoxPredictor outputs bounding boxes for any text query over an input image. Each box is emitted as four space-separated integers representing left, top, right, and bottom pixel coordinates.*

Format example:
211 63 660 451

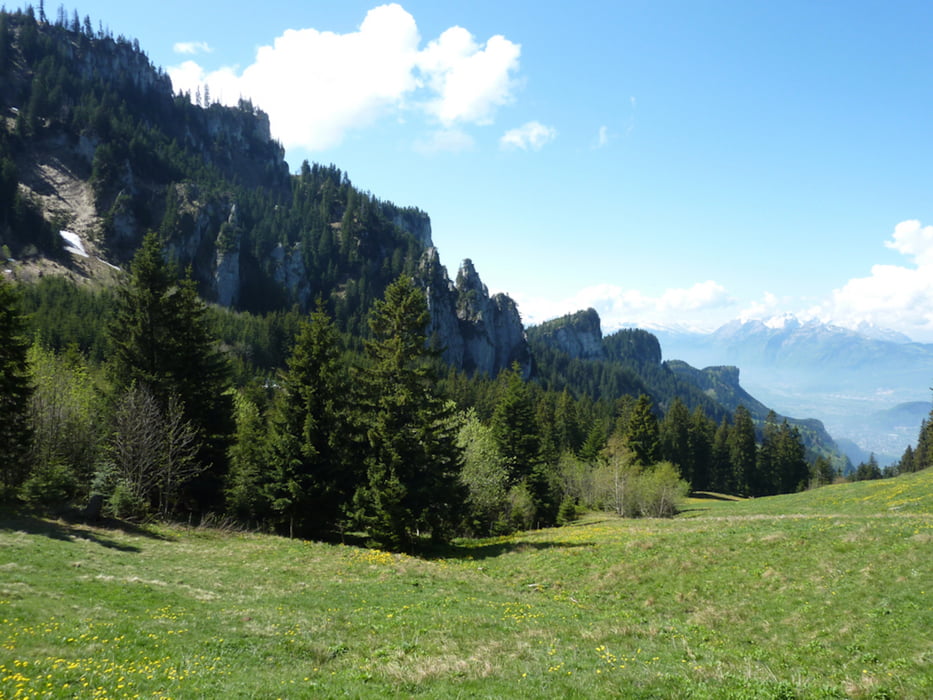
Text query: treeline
5 237 839 551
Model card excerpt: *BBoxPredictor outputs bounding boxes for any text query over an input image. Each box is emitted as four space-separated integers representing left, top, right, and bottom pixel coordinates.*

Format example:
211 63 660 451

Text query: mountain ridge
0 8 846 467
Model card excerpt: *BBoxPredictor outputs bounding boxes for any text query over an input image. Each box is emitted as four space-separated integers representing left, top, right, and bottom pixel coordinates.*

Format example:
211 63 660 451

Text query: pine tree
914 411 933 470
688 406 714 491
755 410 781 496
491 363 541 485
0 274 34 496
810 456 836 486
709 417 732 493
896 444 916 475
774 420 808 493
490 363 562 524
264 306 356 537
109 232 232 512
225 391 269 523
660 397 692 484
579 420 607 464
553 388 583 455
355 275 464 549
625 394 660 466
729 405 757 496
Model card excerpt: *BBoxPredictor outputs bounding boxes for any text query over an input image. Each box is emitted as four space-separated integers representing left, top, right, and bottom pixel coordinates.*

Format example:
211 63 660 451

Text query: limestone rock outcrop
419 251 530 377
529 308 605 360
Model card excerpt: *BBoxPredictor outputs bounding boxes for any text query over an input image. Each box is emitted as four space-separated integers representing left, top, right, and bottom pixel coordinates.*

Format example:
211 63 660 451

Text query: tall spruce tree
0 273 33 496
264 306 357 537
491 363 541 485
625 394 660 466
709 417 733 493
688 406 714 491
109 232 232 511
729 405 757 496
774 420 808 494
355 275 464 549
755 410 781 496
660 397 692 483
225 391 270 524
490 363 563 525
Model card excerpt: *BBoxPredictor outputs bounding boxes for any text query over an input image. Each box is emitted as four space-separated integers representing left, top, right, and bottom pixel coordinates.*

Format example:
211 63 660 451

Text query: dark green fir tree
264 305 358 538
109 232 232 511
0 273 33 496
354 275 464 549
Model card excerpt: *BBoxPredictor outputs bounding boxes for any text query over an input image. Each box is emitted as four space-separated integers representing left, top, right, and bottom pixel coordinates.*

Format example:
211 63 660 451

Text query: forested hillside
0 6 884 550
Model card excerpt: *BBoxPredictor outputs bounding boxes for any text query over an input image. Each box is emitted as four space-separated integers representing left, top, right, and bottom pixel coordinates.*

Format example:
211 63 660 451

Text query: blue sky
44 1 933 339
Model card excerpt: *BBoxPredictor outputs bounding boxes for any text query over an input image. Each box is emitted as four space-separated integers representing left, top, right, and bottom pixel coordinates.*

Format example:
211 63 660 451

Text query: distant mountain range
650 316 933 463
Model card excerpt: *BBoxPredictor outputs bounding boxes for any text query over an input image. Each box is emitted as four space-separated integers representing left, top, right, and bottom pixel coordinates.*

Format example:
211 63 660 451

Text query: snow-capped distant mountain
853 321 912 344
652 316 933 464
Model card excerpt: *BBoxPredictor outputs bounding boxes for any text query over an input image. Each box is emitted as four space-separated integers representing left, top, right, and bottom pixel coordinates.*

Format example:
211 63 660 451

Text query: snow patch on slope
59 230 88 257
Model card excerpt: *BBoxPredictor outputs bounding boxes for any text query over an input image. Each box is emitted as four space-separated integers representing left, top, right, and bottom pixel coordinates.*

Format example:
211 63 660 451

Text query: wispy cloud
596 125 611 148
413 128 475 155
168 4 522 152
500 218 933 341
499 121 557 151
511 280 733 330
173 41 213 55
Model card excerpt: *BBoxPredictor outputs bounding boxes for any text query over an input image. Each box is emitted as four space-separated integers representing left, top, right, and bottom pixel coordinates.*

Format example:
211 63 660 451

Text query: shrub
18 461 78 511
505 482 536 532
107 479 148 520
635 461 689 518
556 495 578 525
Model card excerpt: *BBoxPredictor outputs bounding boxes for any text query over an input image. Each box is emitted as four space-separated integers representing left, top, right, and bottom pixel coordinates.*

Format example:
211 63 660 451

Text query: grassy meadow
1 470 931 699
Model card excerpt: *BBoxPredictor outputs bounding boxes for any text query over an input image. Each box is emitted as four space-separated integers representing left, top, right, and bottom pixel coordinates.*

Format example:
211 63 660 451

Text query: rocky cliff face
383 203 433 248
528 308 605 360
3 13 536 380
419 251 530 377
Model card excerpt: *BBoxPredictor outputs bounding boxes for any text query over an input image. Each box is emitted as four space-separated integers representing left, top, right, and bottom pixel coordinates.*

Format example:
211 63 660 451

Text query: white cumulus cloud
500 121 557 151
418 27 521 125
883 219 933 266
813 219 933 340
167 4 522 152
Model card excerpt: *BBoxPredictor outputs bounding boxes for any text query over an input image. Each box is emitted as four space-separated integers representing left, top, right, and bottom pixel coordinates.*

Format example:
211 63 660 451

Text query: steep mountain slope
0 9 527 377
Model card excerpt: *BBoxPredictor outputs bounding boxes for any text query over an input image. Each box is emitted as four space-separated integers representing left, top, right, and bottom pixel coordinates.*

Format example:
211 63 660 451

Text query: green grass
2 471 932 699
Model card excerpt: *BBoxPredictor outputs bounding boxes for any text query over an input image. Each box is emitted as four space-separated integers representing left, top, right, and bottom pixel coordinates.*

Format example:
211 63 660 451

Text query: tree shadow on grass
0 511 173 552
425 538 594 562
690 491 743 502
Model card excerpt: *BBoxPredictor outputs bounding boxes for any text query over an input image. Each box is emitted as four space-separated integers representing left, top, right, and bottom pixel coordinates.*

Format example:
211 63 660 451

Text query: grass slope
1 471 931 699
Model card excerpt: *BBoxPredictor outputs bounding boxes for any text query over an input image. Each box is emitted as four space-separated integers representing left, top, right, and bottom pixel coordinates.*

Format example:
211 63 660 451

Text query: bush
556 495 578 525
107 479 147 520
505 482 536 532
18 461 78 511
634 461 689 518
